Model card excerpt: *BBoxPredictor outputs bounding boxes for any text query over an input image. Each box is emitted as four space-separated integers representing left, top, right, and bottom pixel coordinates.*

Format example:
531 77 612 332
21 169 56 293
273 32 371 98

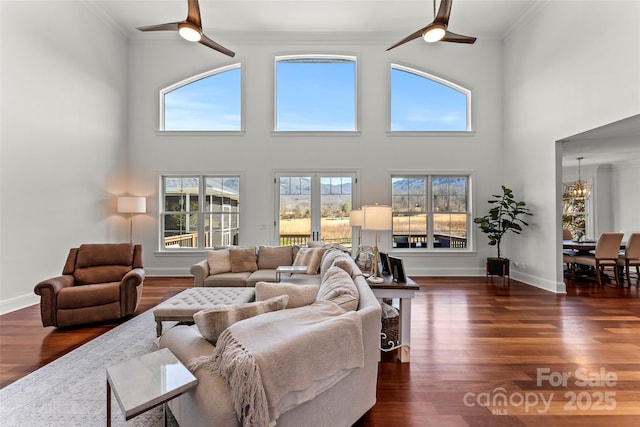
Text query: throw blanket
189 301 364 427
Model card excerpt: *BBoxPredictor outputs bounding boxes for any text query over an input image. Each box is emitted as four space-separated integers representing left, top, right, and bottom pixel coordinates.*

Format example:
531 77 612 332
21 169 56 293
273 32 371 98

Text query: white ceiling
92 0 540 41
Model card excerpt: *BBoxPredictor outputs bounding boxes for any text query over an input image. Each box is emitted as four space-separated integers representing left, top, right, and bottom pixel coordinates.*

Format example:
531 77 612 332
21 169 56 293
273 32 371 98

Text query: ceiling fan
137 0 235 57
387 0 476 51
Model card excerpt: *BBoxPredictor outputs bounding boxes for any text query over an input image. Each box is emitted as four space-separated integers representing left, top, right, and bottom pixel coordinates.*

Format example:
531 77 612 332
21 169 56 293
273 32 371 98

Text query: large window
275 55 357 131
391 175 470 249
161 175 240 249
276 172 357 247
161 64 242 131
390 64 471 132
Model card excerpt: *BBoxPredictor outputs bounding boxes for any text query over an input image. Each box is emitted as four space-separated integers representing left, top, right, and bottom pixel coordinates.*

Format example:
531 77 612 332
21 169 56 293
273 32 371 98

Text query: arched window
160 64 241 131
275 55 357 132
390 64 470 132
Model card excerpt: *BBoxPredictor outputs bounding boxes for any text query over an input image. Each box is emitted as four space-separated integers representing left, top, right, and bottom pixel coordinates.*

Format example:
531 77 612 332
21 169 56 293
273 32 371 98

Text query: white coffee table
276 265 308 281
106 348 197 426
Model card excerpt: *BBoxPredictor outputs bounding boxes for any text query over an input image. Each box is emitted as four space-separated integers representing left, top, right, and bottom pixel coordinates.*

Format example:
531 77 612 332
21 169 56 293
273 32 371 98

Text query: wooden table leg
398 297 412 363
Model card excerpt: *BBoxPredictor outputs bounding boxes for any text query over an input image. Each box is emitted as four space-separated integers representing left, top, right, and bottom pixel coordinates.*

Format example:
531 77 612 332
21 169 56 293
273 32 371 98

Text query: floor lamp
117 196 146 243
363 203 392 284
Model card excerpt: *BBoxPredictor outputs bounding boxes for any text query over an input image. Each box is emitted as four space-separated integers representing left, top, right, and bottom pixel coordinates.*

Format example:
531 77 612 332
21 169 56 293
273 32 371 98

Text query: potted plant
474 185 532 276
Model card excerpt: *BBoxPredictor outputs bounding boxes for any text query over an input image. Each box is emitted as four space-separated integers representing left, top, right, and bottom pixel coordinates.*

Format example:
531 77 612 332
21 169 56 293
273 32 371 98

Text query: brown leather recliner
34 243 145 327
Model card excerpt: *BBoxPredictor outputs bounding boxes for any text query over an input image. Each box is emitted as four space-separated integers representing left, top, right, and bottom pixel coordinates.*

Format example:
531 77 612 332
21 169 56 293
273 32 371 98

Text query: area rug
0 310 179 426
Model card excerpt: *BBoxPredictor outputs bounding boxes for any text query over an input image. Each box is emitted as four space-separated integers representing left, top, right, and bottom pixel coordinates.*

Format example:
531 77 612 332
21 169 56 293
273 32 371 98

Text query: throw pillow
255 281 318 308
194 295 289 344
229 247 258 273
207 249 232 275
257 245 293 269
293 247 326 274
332 256 358 278
317 266 359 311
320 250 346 278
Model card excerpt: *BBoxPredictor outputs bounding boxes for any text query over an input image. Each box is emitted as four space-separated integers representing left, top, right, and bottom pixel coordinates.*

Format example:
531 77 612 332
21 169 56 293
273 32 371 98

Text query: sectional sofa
161 249 381 427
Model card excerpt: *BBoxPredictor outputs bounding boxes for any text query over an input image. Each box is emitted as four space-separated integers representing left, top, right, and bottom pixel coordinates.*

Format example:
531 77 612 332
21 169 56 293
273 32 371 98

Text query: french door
276 172 358 248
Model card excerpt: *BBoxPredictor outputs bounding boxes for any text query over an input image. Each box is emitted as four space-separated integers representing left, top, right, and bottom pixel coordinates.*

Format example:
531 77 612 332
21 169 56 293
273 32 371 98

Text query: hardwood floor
1 276 639 426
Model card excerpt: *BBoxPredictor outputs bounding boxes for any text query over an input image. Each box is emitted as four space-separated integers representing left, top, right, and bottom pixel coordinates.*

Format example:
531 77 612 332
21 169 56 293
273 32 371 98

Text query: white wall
0 1 129 313
127 36 505 277
612 160 640 239
503 1 640 292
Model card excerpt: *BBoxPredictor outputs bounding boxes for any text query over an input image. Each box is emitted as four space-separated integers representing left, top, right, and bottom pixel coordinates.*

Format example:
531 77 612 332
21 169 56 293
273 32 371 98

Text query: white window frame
159 173 241 251
273 54 359 134
389 63 472 133
159 63 243 133
390 172 474 253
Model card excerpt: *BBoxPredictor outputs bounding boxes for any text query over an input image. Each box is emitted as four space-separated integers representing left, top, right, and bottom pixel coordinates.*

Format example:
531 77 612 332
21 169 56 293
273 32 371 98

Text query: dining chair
617 233 640 286
562 228 573 241
573 233 624 286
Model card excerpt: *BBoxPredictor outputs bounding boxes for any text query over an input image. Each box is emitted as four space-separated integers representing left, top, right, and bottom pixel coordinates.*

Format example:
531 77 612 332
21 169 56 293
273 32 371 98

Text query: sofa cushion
203 272 252 287
207 249 232 275
255 282 318 308
247 269 278 286
320 250 347 278
74 266 132 285
76 243 134 267
332 256 359 278
257 245 293 269
317 266 359 311
57 282 121 309
293 247 326 274
229 247 258 273
193 295 289 344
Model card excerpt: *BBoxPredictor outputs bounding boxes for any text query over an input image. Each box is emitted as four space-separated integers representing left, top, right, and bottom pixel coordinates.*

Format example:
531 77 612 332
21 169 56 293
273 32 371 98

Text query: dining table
563 240 626 254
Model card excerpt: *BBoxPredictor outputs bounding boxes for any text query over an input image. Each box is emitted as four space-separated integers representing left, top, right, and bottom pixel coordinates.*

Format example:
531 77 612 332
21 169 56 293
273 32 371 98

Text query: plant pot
486 257 510 277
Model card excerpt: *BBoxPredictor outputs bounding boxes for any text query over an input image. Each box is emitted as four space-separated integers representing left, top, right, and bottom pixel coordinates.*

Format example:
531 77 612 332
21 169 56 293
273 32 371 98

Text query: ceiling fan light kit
422 24 446 43
178 22 202 42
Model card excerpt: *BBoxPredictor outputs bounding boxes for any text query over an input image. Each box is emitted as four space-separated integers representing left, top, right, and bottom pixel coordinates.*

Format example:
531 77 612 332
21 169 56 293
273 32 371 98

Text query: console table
367 274 419 363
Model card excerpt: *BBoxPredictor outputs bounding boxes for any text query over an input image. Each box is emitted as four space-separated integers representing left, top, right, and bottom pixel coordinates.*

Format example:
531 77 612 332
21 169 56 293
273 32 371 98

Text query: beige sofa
190 244 346 287
160 252 381 427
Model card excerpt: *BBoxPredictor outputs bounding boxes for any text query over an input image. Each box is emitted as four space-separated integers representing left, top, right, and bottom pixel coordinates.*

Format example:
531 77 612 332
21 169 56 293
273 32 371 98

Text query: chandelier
567 157 591 199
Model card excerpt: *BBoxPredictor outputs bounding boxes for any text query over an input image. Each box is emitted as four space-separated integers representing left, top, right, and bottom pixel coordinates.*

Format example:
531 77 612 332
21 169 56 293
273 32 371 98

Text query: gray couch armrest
190 259 210 287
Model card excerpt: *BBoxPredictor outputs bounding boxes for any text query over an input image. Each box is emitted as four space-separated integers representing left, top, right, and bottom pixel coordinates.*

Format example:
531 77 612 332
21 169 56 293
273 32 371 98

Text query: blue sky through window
276 58 356 131
164 67 241 131
391 67 468 131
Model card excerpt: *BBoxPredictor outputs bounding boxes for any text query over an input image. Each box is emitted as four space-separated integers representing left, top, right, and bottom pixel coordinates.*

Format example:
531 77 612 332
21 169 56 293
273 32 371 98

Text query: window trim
273 54 359 134
158 63 244 133
388 63 473 133
158 172 243 252
388 171 475 254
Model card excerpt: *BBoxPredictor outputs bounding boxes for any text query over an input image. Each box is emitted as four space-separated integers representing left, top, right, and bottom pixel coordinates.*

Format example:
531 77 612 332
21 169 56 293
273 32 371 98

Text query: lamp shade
117 196 146 214
362 205 392 231
349 209 363 227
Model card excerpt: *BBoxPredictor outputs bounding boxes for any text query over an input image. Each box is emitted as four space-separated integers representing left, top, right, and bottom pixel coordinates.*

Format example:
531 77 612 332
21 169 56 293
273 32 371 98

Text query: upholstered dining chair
34 243 145 327
617 233 640 286
573 233 624 286
562 228 573 241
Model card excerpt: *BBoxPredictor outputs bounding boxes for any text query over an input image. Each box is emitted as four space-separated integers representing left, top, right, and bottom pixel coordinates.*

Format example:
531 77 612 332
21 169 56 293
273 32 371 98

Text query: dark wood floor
1 275 639 426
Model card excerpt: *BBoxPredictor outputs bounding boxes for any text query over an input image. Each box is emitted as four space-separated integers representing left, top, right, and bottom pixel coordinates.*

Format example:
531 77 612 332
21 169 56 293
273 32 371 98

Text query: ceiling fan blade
199 34 235 57
137 22 180 32
386 26 428 51
186 0 202 27
434 0 453 25
442 30 477 44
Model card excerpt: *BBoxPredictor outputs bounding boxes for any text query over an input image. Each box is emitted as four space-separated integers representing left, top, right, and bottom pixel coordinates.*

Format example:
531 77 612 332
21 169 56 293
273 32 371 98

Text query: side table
106 348 197 426
275 265 308 281
368 274 419 363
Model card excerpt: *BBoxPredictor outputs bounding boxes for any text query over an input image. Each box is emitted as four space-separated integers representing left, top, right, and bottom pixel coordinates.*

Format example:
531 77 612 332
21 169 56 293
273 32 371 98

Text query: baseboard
145 267 192 277
0 293 39 315
510 270 566 294
406 267 485 276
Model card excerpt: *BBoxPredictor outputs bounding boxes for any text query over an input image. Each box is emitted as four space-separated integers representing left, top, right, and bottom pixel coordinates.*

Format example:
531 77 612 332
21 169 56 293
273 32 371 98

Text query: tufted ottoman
153 287 255 336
